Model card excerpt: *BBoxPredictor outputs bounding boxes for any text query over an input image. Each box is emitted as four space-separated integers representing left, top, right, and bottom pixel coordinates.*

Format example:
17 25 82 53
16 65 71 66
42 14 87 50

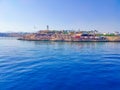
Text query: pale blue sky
0 0 120 32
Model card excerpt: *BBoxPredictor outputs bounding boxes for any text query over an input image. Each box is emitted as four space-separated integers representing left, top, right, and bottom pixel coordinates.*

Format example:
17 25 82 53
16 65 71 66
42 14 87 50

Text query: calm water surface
0 37 120 90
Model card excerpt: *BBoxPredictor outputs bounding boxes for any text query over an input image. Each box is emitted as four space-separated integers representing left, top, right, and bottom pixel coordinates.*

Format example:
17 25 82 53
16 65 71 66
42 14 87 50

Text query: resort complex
18 29 120 42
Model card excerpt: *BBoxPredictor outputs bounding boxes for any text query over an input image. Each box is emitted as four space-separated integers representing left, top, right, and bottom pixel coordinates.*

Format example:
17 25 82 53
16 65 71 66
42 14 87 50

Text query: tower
47 25 49 30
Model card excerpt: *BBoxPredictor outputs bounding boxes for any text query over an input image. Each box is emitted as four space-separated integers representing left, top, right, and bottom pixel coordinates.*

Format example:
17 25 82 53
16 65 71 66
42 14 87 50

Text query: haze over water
0 37 120 90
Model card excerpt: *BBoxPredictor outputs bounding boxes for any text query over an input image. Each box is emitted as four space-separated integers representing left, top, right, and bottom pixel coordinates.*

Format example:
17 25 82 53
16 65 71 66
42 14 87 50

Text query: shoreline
18 38 120 42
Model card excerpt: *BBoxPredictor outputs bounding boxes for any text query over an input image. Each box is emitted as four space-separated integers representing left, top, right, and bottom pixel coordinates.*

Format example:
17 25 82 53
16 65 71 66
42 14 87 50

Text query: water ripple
0 38 120 90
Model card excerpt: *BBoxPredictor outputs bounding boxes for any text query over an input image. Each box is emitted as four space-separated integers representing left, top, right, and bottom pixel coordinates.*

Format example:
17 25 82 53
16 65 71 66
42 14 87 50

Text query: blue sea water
0 37 120 90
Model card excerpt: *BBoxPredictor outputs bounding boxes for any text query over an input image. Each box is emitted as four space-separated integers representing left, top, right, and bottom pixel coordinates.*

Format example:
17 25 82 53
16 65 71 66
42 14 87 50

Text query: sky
0 0 120 32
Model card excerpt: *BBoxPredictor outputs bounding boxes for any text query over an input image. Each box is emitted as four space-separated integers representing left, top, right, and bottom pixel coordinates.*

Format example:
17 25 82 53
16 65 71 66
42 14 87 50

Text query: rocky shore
105 36 120 42
18 30 120 42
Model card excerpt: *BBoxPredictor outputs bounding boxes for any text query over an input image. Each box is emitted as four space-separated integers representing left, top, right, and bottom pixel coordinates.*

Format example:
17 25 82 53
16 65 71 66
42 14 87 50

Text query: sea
0 37 120 90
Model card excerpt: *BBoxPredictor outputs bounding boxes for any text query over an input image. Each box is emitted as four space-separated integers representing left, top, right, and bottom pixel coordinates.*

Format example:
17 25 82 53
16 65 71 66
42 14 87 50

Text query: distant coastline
0 32 29 37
